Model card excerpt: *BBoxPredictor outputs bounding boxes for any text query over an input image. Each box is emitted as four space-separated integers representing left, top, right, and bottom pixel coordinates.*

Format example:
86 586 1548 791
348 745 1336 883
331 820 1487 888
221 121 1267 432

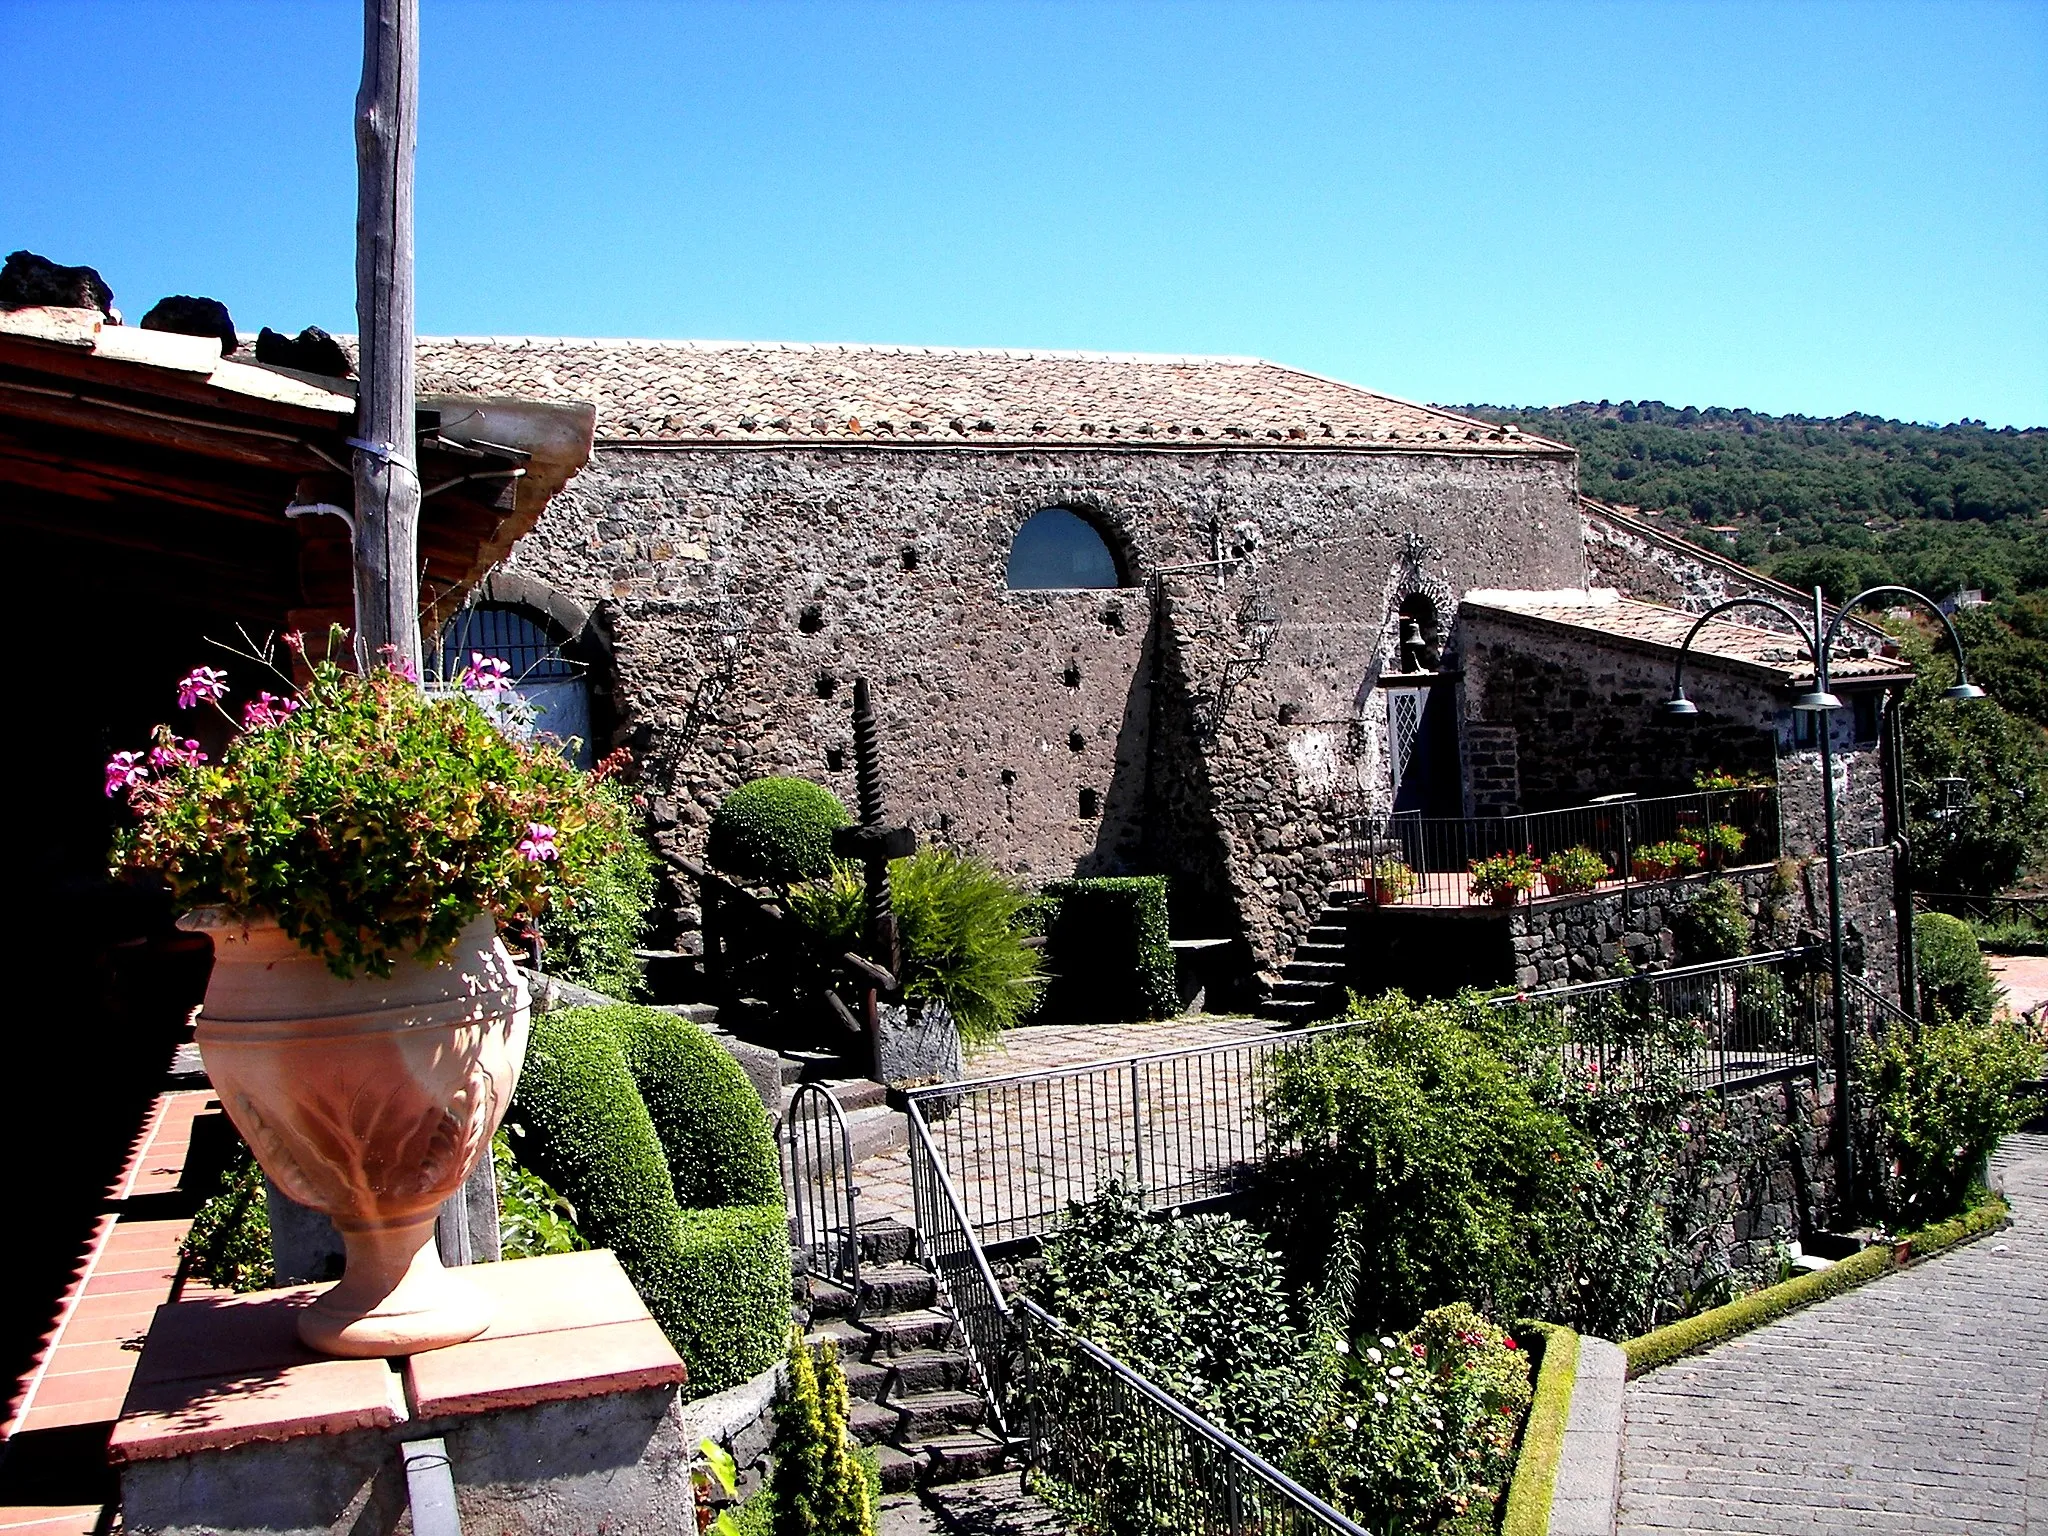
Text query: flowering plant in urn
109 632 634 1356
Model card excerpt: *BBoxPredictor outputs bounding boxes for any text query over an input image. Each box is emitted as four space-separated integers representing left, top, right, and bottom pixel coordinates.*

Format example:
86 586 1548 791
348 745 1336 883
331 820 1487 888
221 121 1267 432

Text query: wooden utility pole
352 0 422 674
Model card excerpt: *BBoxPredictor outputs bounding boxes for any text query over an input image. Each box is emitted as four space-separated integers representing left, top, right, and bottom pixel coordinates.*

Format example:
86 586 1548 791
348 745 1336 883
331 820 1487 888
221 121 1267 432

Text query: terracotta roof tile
405 337 1565 451
1461 592 1912 683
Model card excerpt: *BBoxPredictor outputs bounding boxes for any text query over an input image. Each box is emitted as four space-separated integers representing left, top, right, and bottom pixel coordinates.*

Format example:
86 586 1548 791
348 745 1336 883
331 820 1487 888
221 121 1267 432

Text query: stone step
876 1444 924 1493
847 1104 908 1164
1267 977 1338 1001
1293 942 1347 962
859 1309 957 1358
849 1397 900 1445
858 1219 918 1267
1281 960 1347 981
883 1389 988 1440
918 1432 1010 1485
788 1075 889 1115
843 1348 977 1403
859 1263 937 1314
809 1278 858 1320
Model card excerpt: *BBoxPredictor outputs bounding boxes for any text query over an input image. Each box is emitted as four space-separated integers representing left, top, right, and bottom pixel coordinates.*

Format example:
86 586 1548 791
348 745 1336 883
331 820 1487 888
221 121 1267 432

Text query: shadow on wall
1135 601 1258 1008
1074 618 1154 881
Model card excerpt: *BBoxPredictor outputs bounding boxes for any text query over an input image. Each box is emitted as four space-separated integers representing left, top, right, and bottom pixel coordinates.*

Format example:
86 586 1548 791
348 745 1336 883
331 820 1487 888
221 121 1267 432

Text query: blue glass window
1006 509 1124 590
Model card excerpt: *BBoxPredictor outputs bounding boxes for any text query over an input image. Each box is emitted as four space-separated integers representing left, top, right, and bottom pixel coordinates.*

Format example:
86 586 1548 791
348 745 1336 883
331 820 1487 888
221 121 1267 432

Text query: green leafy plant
1363 856 1419 903
1263 992 1589 1330
762 1326 877 1536
538 778 657 999
1632 840 1701 879
1861 1016 2040 1222
1468 849 1539 905
1913 912 2000 1025
111 641 632 978
1680 821 1747 869
787 848 1046 1043
493 1129 588 1259
1673 878 1753 962
180 1156 274 1293
1693 769 1772 792
1540 845 1608 896
708 777 851 887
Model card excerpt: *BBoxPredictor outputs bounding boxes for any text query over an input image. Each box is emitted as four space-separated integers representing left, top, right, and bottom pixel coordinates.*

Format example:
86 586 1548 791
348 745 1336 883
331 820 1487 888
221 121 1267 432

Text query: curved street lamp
1658 585 1985 1216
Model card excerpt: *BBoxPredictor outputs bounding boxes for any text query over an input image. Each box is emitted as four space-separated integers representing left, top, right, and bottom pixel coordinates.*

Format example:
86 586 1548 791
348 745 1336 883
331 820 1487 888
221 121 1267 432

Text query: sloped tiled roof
407 337 1566 452
1461 590 1913 683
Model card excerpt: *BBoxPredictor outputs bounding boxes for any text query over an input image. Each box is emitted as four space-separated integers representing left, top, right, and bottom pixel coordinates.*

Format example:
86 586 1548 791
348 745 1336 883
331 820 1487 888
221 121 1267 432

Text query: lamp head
1941 680 1987 703
1660 692 1699 719
1792 689 1843 714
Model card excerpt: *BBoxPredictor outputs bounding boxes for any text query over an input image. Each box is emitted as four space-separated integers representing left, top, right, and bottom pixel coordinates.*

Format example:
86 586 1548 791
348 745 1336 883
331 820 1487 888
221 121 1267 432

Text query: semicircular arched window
1005 508 1126 590
438 603 593 768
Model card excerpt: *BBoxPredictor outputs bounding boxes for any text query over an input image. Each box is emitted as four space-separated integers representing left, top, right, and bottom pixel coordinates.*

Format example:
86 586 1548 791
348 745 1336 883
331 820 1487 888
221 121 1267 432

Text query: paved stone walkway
854 1015 1288 1231
1991 954 2048 1029
1618 1133 2048 1535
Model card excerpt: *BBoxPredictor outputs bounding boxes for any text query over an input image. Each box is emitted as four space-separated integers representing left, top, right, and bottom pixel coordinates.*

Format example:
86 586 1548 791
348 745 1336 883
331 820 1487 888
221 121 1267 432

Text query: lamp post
1660 585 1984 1218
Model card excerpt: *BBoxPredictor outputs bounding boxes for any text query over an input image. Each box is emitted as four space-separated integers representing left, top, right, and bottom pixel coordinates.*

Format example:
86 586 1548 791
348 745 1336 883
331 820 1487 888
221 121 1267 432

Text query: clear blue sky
7 1 2045 425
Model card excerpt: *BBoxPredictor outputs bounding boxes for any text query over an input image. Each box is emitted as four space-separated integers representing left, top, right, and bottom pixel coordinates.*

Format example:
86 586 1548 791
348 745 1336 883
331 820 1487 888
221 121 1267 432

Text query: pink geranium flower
104 751 148 797
376 645 419 684
459 652 514 695
176 666 229 709
149 739 207 770
517 822 559 862
241 692 300 730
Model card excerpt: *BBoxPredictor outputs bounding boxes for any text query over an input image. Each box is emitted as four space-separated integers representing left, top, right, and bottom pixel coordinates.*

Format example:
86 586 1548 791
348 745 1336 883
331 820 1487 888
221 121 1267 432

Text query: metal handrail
906 1095 1366 1534
1010 1295 1374 1536
782 1082 860 1292
1486 947 1822 1002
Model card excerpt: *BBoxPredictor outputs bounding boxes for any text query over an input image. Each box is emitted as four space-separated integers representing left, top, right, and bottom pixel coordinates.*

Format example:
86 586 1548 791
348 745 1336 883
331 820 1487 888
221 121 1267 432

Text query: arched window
1006 508 1125 590
439 603 593 767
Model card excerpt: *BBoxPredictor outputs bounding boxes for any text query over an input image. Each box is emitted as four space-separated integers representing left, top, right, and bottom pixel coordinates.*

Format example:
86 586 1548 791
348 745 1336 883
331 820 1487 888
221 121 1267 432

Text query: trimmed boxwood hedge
708 776 851 886
1622 1188 2011 1378
1036 876 1177 1023
510 1003 790 1395
1499 1322 1579 1536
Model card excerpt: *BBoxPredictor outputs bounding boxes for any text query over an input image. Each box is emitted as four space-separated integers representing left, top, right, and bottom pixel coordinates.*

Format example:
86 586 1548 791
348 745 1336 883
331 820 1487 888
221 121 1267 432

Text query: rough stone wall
503 444 1583 976
1689 1075 1842 1286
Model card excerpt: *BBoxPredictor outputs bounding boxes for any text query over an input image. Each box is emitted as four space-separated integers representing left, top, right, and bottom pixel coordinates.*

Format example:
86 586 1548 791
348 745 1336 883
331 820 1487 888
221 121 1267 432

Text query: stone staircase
1258 895 1355 1024
806 1221 1007 1491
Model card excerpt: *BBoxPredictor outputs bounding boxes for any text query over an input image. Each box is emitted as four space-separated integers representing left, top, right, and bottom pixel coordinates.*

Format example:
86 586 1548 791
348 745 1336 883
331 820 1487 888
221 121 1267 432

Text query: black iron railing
1331 787 1778 908
1914 890 2048 940
1484 949 1830 1095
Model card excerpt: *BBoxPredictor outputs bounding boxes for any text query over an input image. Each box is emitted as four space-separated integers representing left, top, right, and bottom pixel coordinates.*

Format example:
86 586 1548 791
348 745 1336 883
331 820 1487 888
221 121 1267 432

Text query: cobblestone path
1618 1133 2048 1535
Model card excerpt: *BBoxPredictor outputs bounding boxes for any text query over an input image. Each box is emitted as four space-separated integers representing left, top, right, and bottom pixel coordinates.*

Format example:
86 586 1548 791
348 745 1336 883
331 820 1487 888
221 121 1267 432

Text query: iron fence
907 1025 1362 1250
1331 787 1778 908
1914 890 2048 940
780 1082 860 1292
1484 949 1829 1095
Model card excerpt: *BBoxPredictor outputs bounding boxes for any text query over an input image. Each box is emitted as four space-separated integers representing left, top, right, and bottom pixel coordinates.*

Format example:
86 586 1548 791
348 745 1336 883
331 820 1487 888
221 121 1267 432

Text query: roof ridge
408 335 1269 366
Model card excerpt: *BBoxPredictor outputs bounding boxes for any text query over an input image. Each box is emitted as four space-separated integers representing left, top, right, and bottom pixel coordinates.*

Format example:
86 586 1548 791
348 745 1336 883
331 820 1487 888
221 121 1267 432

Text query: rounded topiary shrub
510 1004 790 1394
708 776 852 886
1914 911 1998 1025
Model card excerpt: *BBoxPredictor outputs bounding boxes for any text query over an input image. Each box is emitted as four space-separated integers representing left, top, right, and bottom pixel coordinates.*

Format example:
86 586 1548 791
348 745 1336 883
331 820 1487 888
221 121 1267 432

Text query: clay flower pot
181 908 529 1358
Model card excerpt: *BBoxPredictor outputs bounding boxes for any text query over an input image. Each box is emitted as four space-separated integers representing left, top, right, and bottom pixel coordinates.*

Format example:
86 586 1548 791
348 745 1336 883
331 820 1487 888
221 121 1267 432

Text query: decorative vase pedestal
181 909 530 1357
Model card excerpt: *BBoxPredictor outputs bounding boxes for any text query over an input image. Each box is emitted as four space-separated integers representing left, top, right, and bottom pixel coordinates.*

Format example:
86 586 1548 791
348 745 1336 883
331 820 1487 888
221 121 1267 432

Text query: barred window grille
438 605 578 683
1388 690 1422 781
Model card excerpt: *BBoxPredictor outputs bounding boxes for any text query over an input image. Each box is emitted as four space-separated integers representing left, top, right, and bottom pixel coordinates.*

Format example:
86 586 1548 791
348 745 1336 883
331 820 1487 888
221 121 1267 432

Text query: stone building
413 338 1912 1008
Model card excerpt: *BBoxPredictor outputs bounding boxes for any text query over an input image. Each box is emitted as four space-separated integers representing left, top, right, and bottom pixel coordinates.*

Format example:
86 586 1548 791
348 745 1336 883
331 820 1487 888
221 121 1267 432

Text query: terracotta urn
180 907 530 1357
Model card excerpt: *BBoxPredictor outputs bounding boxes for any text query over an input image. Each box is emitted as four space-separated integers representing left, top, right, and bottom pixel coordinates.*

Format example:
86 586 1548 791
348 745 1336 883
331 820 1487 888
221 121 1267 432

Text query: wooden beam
352 0 423 673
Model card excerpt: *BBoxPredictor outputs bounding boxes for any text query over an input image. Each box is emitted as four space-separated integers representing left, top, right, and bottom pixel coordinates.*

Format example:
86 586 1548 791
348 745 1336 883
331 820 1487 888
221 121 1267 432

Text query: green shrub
761 1326 877 1536
510 1003 790 1393
1674 878 1752 962
786 849 1046 1044
708 777 851 886
1036 876 1177 1022
1861 1015 2040 1222
1262 992 1589 1331
1028 1179 1310 1458
539 780 658 999
1914 911 1999 1025
180 1156 274 1293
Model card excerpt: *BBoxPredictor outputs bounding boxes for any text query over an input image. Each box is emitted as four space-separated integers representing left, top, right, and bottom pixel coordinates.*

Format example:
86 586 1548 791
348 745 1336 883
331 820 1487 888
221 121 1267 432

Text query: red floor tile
0 1507 103 1536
